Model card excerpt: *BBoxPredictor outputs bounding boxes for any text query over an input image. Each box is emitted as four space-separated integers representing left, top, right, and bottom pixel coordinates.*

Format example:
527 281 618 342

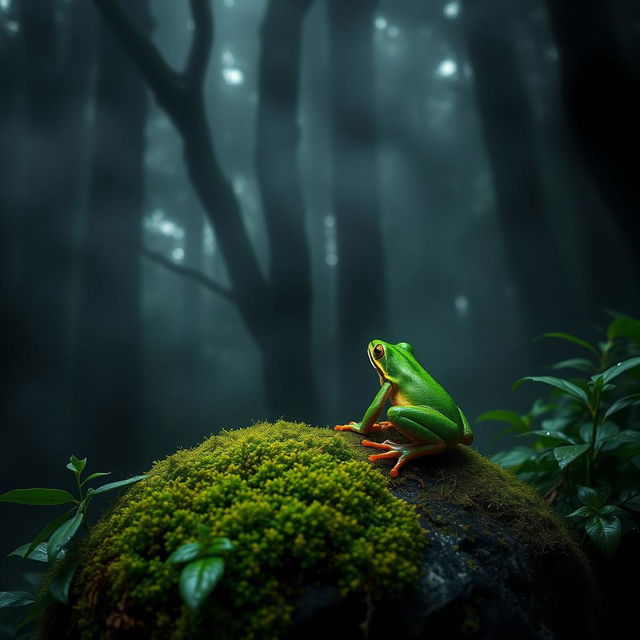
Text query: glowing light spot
172 248 184 261
159 221 175 235
6 20 18 33
437 59 457 78
454 295 469 318
186 19 195 31
223 0 235 6
323 215 335 228
0 0 10 10
233 176 248 196
326 254 338 266
374 16 387 30
388 26 400 38
444 2 460 19
223 68 244 85
222 51 235 65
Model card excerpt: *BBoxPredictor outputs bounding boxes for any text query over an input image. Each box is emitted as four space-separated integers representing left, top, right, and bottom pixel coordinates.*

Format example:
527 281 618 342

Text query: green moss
412 446 582 555
62 421 424 640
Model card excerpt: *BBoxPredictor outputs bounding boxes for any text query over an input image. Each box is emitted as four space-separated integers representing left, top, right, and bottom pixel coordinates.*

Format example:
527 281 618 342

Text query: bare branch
92 0 183 107
141 245 234 303
185 0 214 87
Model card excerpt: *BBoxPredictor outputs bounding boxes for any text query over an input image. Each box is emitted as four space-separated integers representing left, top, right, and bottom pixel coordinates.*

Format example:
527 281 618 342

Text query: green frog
335 340 473 477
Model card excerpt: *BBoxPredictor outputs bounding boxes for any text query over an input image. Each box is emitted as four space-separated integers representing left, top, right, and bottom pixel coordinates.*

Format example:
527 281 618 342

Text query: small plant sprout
480 314 640 555
166 523 233 610
0 455 146 613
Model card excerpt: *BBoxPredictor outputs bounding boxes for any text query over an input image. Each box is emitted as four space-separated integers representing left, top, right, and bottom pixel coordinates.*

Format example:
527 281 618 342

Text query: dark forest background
1 0 639 575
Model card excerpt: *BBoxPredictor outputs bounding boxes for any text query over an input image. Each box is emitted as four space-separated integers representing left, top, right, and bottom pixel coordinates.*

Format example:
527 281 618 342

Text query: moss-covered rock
42 422 599 639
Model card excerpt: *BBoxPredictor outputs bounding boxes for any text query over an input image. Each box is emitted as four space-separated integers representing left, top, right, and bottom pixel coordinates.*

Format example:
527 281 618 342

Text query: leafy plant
166 523 233 610
0 455 146 628
479 314 640 555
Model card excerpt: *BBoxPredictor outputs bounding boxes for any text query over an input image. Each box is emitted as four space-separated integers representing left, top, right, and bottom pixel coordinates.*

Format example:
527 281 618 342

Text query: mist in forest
1 0 638 566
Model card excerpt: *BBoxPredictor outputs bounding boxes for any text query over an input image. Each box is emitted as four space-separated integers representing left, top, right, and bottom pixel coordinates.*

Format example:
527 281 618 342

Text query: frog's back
393 365 461 425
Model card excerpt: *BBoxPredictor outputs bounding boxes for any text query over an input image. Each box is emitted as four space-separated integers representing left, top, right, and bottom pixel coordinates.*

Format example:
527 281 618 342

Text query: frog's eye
373 344 385 360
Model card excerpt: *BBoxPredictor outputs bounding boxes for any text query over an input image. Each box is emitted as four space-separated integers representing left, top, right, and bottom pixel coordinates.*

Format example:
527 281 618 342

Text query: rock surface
42 422 599 639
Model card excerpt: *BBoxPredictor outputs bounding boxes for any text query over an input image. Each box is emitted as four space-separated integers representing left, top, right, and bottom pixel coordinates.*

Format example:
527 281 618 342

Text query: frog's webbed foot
335 421 394 433
334 421 359 432
371 421 394 431
361 440 446 477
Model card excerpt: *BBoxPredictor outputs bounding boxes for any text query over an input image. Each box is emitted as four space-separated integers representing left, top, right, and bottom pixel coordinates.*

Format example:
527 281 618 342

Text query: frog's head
367 340 417 386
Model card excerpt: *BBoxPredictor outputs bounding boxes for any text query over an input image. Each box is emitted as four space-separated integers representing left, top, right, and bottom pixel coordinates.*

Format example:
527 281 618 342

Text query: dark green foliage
166 523 233 610
480 314 640 555
0 456 146 633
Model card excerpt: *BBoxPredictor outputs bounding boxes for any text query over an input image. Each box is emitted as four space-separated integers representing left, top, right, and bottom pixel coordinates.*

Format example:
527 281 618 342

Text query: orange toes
361 440 393 451
369 451 401 462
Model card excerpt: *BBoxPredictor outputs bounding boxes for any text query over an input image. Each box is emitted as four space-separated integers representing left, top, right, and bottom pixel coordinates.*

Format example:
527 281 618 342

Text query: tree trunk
328 0 387 417
7 0 95 457
92 0 320 422
256 0 317 419
543 0 640 296
462 0 573 341
180 203 206 431
74 3 150 471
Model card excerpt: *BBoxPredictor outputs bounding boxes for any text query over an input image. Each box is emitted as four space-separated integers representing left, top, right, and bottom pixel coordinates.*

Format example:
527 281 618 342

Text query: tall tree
327 0 387 415
543 0 640 294
3 1 95 473
179 201 207 432
462 0 573 340
15 1 95 424
255 0 316 417
92 0 318 420
0 3 25 452
73 2 151 468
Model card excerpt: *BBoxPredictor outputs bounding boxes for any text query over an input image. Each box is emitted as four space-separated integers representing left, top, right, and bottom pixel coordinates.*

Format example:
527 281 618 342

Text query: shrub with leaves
0 456 145 632
479 314 640 555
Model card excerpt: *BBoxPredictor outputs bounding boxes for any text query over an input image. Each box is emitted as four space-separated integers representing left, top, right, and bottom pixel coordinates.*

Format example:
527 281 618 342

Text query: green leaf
607 315 640 345
578 485 609 509
538 332 599 355
522 430 576 445
611 430 640 444
47 511 84 563
66 456 87 476
551 358 595 372
598 505 625 517
529 399 555 418
553 444 590 469
167 543 201 565
22 511 75 562
206 538 233 555
90 475 147 496
81 472 111 486
585 515 621 555
600 356 640 384
179 557 224 610
512 376 589 404
620 493 640 512
6 543 50 563
0 592 36 608
604 394 640 420
579 422 620 446
0 488 76 506
491 447 532 469
475 410 527 431
49 561 78 604
566 506 591 519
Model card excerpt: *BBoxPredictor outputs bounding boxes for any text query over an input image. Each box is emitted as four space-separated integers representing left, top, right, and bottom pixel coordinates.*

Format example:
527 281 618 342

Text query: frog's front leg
362 405 458 477
334 382 392 434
